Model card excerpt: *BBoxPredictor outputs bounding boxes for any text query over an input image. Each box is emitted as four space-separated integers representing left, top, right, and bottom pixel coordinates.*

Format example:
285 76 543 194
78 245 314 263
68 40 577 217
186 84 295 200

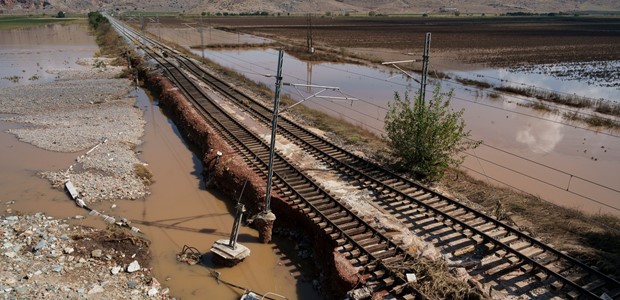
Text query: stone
63 247 74 254
87 284 104 294
4 251 16 258
6 216 18 221
126 260 140 273
127 281 138 288
52 265 63 273
147 287 158 296
34 240 47 251
91 249 103 258
110 266 121 275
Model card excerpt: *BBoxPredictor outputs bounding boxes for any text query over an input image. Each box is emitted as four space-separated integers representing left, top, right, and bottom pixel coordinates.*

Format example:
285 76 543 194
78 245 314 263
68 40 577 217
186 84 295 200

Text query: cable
175 38 620 204
304 98 387 133
472 141 620 195
462 154 620 212
201 49 620 193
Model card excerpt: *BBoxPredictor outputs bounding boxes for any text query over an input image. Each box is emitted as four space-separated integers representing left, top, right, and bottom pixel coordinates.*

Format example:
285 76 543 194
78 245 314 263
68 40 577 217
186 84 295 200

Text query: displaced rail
111 16 620 299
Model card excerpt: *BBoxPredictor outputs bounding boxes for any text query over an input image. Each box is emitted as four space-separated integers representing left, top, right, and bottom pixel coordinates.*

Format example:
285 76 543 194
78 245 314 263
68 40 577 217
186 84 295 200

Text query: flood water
197 48 620 217
0 23 319 299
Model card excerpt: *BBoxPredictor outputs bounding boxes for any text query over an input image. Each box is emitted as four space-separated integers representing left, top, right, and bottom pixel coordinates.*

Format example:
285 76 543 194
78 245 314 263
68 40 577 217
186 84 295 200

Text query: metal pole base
255 211 276 243
210 239 250 267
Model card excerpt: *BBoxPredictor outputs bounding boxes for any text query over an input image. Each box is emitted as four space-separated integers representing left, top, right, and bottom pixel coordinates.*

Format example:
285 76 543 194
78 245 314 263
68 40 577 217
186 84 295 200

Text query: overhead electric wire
463 152 620 212
189 44 620 209
470 139 620 195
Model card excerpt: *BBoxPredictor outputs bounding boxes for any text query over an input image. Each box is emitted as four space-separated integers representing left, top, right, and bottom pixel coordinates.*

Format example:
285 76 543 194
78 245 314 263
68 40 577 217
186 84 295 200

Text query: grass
455 77 493 89
497 86 589 109
0 15 81 29
487 91 501 100
563 112 620 129
2 75 22 83
88 13 128 65
518 100 556 112
134 163 154 185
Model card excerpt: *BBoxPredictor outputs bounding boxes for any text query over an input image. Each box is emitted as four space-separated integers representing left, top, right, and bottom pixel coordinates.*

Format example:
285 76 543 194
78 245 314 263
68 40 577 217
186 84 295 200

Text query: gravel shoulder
0 57 169 299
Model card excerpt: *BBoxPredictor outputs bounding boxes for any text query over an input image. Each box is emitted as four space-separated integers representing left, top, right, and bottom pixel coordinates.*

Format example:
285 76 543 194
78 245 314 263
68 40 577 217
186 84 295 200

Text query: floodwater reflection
516 120 564 154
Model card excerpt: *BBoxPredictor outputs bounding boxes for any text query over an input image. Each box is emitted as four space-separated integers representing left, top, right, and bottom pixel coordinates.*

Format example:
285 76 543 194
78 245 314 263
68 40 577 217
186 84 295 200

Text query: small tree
384 85 481 180
56 11 65 18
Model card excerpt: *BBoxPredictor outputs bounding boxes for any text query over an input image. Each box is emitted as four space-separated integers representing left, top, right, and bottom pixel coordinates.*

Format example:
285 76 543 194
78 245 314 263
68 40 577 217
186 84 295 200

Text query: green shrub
384 85 481 180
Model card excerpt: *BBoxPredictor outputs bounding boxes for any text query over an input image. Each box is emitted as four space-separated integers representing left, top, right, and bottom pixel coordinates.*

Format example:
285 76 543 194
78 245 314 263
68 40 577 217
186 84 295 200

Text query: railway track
110 17 424 299
110 16 620 299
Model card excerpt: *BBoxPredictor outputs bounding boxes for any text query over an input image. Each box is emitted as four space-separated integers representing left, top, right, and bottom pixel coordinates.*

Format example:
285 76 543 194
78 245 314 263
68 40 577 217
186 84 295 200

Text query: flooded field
0 23 319 299
0 23 97 88
197 47 620 216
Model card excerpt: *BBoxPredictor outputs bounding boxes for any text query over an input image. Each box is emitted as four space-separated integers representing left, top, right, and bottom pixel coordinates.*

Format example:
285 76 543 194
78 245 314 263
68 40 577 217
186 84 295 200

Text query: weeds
519 101 556 112
455 77 493 89
388 257 483 299
2 75 22 83
494 85 619 113
563 112 620 129
134 163 154 185
487 92 501 100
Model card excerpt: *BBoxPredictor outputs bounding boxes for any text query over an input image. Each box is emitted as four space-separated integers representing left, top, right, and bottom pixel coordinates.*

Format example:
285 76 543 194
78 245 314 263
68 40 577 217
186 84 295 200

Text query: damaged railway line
108 15 620 299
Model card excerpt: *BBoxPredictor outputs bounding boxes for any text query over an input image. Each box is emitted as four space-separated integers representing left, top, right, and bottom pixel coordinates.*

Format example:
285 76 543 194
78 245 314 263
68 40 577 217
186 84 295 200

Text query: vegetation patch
2 75 22 83
0 15 79 29
455 77 493 89
88 12 127 64
563 112 620 130
134 163 154 185
518 100 556 112
384 86 481 180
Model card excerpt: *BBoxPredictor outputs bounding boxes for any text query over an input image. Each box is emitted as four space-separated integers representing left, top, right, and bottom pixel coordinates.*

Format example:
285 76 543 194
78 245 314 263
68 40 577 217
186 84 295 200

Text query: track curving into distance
110 16 620 300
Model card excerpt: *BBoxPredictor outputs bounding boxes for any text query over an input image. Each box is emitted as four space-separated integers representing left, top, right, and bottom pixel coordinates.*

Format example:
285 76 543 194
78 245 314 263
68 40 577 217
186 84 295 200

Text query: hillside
1 0 619 15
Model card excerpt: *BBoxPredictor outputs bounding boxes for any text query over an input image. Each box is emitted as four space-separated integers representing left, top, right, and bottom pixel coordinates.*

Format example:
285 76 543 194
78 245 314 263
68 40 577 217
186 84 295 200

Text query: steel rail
111 17 620 299
109 18 424 299
173 50 620 299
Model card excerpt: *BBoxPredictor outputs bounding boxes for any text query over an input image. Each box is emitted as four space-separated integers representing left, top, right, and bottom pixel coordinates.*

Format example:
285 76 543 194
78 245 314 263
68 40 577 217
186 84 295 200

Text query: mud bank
140 65 361 297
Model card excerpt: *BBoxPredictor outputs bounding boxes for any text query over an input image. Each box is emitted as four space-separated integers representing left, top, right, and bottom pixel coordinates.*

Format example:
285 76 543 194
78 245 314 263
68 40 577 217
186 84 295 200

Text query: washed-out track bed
111 16 620 300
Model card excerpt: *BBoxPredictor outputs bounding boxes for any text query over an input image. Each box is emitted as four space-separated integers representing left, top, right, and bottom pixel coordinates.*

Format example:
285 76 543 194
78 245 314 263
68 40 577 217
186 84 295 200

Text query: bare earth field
197 16 620 67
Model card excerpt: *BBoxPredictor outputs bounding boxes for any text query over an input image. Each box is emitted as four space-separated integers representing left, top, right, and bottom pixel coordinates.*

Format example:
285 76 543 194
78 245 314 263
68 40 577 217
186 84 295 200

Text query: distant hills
1 0 619 15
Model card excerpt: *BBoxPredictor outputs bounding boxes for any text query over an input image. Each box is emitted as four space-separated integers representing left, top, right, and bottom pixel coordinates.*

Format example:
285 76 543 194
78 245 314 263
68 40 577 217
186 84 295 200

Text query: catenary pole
264 49 284 213
419 32 431 106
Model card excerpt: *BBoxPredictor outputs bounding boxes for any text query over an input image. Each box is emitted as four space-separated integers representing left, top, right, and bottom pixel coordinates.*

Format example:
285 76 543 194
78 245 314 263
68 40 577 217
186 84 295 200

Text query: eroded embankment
139 64 361 297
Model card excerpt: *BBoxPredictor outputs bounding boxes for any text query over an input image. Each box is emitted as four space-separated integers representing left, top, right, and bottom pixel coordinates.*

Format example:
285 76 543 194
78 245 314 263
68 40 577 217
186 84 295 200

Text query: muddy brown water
0 24 320 299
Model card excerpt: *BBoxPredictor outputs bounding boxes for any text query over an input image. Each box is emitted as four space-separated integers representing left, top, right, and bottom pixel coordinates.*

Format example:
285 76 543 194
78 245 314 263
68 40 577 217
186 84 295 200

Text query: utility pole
264 49 284 214
418 32 431 106
156 15 161 40
199 14 205 59
306 13 314 53
255 49 284 243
